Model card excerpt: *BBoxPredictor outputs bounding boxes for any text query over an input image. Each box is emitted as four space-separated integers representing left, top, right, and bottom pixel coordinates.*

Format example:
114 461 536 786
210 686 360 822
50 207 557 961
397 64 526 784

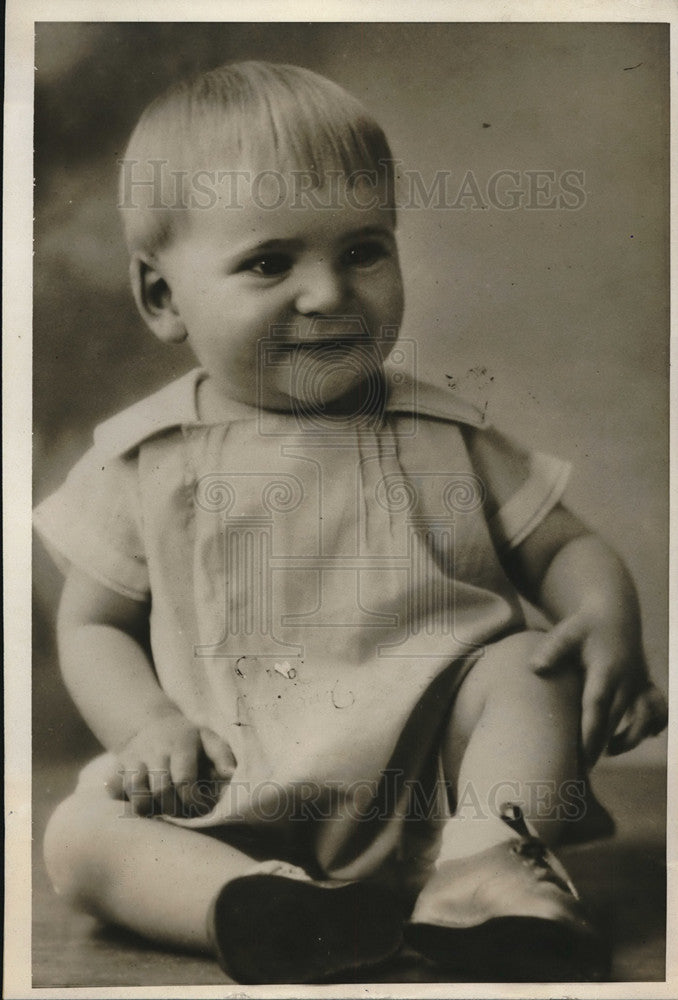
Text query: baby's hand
109 710 236 817
529 610 667 766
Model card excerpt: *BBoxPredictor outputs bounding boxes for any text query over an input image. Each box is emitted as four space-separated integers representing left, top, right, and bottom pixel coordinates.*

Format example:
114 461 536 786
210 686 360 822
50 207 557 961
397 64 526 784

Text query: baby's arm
57 566 236 815
502 504 667 766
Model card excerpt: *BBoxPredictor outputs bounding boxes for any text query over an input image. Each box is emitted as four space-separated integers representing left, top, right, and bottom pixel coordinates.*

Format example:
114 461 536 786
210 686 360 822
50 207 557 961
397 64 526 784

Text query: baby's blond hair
119 61 396 255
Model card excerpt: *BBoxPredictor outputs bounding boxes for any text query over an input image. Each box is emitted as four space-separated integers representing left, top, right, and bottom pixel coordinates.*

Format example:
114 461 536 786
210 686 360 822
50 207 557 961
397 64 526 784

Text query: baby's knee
43 794 87 905
43 791 117 910
457 630 580 717
478 630 578 687
486 629 543 670
459 630 538 695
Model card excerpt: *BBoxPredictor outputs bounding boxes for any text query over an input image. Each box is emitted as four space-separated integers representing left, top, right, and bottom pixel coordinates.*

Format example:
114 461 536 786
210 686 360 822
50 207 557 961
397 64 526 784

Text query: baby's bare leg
408 632 608 981
440 629 582 858
44 775 406 983
43 786 281 952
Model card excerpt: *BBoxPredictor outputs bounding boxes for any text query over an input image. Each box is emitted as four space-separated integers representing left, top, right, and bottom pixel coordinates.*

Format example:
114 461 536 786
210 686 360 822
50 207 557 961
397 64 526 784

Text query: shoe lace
500 802 580 899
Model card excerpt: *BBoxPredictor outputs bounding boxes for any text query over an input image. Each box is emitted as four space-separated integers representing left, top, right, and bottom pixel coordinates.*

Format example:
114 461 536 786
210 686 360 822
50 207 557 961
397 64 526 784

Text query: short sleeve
461 425 572 553
33 447 150 601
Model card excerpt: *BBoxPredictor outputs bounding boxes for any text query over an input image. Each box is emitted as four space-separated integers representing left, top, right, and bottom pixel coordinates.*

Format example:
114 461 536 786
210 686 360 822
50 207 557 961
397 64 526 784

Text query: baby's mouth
269 339 373 362
290 339 365 351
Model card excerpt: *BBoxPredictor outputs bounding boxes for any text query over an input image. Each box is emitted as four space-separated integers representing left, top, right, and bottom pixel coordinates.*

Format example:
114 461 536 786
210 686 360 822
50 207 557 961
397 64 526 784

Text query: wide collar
93 366 487 459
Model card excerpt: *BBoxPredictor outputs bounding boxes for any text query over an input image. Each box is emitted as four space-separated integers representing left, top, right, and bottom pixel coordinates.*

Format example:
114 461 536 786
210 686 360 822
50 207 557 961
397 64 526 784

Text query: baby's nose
294 261 347 315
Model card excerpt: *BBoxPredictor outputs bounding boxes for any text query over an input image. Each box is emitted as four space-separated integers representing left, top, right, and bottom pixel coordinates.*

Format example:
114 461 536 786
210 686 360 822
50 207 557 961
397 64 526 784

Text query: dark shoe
406 804 609 981
210 873 404 984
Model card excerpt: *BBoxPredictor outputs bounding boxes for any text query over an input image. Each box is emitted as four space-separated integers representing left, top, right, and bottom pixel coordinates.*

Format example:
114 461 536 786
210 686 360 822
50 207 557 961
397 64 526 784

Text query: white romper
35 367 575 891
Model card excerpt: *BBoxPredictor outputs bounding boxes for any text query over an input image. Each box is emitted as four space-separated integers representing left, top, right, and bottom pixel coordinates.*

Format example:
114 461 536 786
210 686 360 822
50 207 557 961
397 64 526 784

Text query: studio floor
32 758 666 989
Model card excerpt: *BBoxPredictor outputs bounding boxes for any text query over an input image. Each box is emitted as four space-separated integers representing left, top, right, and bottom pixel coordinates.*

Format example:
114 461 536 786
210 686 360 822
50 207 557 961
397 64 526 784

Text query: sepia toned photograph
5 8 673 996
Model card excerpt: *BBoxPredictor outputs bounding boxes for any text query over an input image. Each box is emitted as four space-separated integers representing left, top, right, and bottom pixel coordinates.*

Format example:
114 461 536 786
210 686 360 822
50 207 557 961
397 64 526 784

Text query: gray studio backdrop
33 22 668 763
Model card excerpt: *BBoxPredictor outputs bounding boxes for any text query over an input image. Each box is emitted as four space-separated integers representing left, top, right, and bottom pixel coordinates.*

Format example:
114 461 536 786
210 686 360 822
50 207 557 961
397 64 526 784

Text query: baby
35 61 667 985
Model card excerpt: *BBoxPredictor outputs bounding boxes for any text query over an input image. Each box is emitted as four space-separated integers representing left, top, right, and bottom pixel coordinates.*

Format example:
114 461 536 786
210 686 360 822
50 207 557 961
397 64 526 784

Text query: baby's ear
129 253 187 344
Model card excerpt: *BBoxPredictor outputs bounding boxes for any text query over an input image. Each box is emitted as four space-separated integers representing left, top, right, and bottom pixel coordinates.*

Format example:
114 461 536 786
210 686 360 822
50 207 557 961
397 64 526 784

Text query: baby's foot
209 870 404 984
406 803 609 981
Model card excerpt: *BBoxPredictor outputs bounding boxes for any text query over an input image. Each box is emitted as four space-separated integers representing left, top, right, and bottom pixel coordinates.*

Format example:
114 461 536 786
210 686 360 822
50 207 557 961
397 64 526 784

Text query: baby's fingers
170 745 200 808
104 768 124 800
581 680 615 767
147 763 172 799
120 761 154 815
608 685 668 756
598 689 628 756
530 617 586 675
201 728 237 780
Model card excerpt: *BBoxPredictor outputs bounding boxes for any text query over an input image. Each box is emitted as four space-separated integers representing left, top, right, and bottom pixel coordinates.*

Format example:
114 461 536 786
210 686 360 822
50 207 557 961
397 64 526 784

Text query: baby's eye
343 241 388 268
244 254 291 277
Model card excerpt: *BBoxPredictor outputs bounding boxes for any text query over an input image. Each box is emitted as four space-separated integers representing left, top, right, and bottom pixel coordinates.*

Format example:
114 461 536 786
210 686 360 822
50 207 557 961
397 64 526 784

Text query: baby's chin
274 346 387 414
283 372 387 422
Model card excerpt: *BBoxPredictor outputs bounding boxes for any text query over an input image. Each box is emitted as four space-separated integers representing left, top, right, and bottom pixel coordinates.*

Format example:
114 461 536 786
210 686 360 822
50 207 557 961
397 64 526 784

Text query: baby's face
154 177 404 411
